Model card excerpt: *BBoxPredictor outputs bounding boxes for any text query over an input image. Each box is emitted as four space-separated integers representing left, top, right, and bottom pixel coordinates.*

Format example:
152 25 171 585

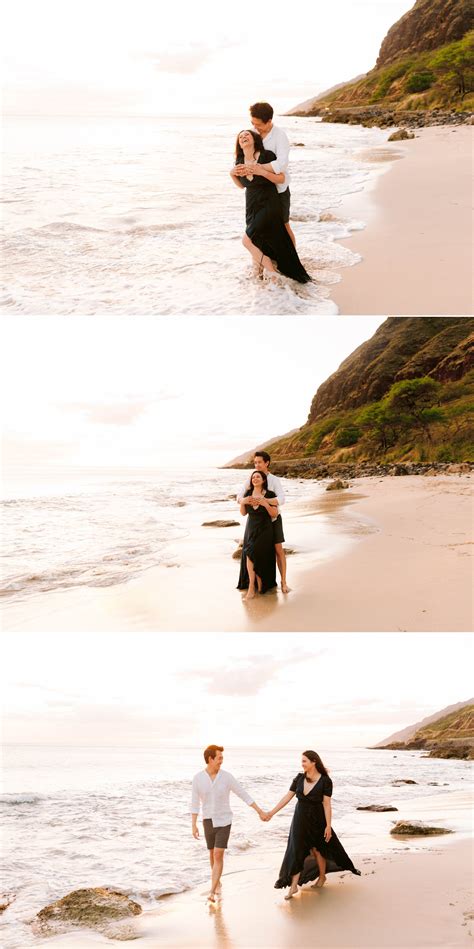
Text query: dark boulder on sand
35 888 142 939
391 779 418 785
202 520 240 528
390 820 453 837
357 804 398 812
326 479 350 491
388 129 415 141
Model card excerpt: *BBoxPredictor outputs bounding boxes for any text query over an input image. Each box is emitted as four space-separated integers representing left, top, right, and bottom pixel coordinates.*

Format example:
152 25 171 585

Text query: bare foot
244 587 256 600
314 875 326 888
285 886 298 900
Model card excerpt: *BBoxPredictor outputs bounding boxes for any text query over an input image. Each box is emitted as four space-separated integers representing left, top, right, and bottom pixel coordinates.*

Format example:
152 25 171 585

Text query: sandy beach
2 474 472 633
330 126 473 315
38 790 473 948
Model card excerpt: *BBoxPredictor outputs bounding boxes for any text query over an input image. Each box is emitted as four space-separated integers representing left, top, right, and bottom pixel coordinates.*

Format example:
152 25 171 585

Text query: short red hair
204 744 224 763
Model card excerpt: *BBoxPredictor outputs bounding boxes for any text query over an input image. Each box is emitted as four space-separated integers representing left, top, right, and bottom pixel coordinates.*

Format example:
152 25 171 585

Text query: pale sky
2 0 414 115
2 632 472 748
1 315 385 473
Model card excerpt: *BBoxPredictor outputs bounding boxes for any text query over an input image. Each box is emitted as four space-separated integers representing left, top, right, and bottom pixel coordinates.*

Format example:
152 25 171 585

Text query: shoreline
2 474 472 633
328 126 472 315
37 790 474 948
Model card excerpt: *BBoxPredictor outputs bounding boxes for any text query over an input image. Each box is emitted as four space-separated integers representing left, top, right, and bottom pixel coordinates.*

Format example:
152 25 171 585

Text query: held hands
234 163 261 177
258 809 273 822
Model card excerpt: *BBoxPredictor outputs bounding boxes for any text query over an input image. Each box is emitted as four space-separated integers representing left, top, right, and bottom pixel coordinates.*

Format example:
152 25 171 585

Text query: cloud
182 649 324 696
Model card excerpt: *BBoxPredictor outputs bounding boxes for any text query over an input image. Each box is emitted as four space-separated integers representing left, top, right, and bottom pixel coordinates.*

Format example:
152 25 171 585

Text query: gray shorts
279 188 291 224
203 819 231 850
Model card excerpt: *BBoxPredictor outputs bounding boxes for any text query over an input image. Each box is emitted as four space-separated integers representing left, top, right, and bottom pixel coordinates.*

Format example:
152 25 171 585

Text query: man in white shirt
237 450 289 593
248 101 295 246
191 744 266 901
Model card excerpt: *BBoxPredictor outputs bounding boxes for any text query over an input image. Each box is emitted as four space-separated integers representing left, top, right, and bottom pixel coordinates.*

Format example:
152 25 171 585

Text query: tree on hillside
430 33 474 97
383 377 444 441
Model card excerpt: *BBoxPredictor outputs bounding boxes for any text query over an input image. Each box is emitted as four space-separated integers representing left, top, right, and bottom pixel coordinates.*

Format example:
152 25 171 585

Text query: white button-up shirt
262 125 290 194
237 472 286 506
191 769 254 827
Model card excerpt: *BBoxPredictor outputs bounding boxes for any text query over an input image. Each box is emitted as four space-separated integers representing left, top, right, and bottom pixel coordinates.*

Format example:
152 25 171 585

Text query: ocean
1 743 470 949
1 115 389 315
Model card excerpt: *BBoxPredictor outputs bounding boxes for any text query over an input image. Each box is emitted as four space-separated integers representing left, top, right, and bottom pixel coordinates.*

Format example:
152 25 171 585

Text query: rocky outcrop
377 704 474 760
35 888 142 939
318 108 472 127
377 0 472 66
248 461 472 480
375 697 474 746
390 820 453 836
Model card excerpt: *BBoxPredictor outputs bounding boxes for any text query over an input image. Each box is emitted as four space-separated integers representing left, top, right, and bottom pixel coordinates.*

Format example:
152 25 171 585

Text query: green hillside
263 319 474 467
288 1 474 119
379 704 474 759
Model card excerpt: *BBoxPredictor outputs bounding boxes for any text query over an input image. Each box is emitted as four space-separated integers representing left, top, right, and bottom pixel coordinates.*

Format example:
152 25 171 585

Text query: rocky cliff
376 703 474 759
377 0 472 65
230 318 474 469
375 698 474 745
307 318 473 421
287 0 474 119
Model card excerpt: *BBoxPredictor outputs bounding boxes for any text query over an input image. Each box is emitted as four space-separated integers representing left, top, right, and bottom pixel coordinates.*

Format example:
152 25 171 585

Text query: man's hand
192 826 200 839
233 164 248 177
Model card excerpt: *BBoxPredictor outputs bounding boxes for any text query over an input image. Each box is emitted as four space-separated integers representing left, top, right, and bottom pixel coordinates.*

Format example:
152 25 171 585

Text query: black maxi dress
237 490 277 594
274 773 361 889
239 149 311 284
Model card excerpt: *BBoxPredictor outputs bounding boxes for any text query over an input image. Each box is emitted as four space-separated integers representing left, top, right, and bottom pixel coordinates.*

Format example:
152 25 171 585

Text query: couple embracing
230 101 311 284
191 745 360 904
236 450 288 599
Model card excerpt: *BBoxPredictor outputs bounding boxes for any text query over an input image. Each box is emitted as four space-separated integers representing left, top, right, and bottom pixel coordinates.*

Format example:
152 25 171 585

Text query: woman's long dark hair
244 470 269 496
303 750 329 776
235 129 264 164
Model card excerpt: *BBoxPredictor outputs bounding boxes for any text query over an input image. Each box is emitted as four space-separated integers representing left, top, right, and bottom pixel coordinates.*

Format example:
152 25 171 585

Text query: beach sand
330 126 473 315
2 475 472 633
39 791 474 948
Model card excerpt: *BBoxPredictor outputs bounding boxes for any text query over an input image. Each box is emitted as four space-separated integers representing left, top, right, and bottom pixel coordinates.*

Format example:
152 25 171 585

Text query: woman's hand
324 826 332 843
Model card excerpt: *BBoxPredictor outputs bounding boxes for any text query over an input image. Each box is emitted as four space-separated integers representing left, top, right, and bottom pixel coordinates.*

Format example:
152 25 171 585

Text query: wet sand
2 475 471 633
40 791 474 948
331 126 473 315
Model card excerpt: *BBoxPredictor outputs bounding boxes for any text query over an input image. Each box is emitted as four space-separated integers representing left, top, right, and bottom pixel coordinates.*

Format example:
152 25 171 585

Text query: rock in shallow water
35 888 142 939
390 821 453 836
202 519 240 527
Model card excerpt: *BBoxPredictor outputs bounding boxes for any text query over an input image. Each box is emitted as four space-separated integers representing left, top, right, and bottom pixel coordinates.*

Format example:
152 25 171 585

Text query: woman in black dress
237 470 279 600
268 750 360 899
230 130 311 283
